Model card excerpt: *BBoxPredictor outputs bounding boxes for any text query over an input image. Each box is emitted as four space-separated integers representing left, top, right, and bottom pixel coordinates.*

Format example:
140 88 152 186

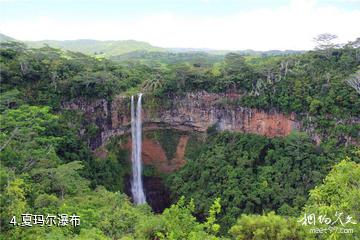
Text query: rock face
106 91 300 145
124 136 189 173
62 91 300 149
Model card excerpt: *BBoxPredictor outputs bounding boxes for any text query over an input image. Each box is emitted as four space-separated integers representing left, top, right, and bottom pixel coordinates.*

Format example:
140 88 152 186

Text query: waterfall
131 94 146 205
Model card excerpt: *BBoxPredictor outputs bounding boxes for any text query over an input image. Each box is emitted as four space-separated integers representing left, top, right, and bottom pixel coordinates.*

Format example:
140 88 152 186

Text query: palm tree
141 73 164 93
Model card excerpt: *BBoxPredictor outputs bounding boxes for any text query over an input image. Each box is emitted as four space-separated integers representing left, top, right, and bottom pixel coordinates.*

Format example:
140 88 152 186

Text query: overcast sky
1 0 359 50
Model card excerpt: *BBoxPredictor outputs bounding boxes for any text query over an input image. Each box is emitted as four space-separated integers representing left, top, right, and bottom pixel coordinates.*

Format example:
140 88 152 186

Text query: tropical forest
0 1 360 239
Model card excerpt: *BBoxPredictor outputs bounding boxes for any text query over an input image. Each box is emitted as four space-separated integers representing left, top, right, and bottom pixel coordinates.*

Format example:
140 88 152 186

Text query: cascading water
130 94 146 205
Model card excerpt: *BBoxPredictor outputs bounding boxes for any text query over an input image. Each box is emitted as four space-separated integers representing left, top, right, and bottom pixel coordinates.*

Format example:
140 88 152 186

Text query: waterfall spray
131 94 146 205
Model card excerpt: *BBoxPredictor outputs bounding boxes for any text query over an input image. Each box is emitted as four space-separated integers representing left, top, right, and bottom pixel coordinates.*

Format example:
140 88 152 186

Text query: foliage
303 156 360 239
134 197 222 240
26 39 164 57
0 89 23 112
111 51 224 66
229 212 310 240
0 105 61 172
0 39 359 239
165 131 358 233
0 42 155 105
145 130 181 160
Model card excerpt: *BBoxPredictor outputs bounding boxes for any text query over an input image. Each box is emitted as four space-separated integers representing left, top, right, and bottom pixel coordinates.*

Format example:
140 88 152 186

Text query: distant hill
204 49 305 56
111 49 303 65
0 33 164 56
0 33 16 42
25 39 165 57
0 33 304 59
169 47 304 56
110 51 224 65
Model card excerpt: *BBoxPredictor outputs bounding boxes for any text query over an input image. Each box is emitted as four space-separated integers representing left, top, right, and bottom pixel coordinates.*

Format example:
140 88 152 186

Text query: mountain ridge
0 33 305 57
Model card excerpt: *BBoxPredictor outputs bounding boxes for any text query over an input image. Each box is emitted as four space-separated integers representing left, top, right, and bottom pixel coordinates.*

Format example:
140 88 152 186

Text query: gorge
61 91 359 212
63 91 303 210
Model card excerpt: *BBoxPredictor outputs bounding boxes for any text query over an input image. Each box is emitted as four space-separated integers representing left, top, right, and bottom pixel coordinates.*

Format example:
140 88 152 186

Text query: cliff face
63 91 300 148
123 136 189 173
106 91 300 144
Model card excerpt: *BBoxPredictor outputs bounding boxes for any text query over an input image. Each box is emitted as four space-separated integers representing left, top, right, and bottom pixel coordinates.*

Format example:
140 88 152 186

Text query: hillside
110 50 225 65
0 33 303 62
0 33 164 57
0 33 16 42
25 39 165 57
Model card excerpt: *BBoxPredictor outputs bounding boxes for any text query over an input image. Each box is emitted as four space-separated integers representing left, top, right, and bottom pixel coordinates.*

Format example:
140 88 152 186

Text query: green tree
303 156 360 239
0 166 27 231
32 161 89 199
135 197 221 240
229 212 309 240
0 105 61 172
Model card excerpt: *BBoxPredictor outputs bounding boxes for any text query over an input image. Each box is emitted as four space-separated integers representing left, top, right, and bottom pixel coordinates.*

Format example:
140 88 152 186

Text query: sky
0 0 359 50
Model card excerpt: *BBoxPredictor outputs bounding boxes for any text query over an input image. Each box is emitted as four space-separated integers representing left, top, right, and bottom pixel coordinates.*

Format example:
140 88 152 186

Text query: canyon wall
63 91 300 149
109 91 300 146
123 135 189 173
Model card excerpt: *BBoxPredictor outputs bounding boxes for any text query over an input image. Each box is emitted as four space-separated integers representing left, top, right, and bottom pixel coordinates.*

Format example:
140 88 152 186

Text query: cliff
112 92 300 144
63 91 300 148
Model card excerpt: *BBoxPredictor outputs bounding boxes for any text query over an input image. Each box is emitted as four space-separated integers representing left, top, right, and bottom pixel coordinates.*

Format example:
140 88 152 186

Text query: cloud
1 0 359 50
